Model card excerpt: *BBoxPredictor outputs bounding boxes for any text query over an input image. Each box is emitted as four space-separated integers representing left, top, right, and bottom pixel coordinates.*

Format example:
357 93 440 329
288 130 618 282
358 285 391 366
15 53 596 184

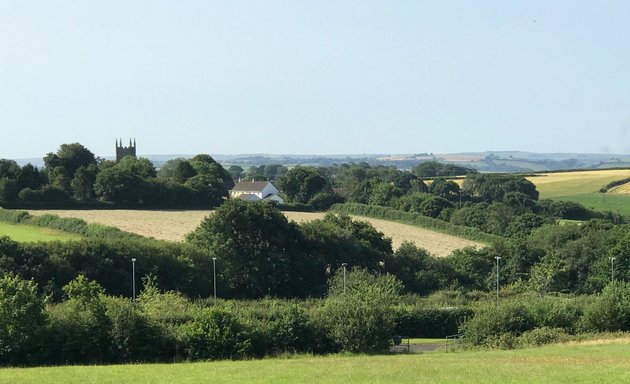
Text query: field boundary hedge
329 203 501 244
0 208 142 240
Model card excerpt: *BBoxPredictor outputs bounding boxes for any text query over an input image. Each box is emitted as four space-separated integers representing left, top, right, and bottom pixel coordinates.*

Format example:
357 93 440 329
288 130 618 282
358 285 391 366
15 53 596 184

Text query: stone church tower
116 138 137 161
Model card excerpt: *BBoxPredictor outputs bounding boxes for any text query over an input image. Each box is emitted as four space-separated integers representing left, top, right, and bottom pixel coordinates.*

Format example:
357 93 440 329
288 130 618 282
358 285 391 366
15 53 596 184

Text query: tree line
0 143 233 208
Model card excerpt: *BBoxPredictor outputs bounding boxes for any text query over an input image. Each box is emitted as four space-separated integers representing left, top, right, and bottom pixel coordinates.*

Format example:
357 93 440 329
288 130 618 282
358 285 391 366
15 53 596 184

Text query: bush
460 302 535 346
393 306 472 338
517 327 568 347
315 295 394 353
582 283 630 332
104 296 175 362
177 309 251 361
0 274 47 365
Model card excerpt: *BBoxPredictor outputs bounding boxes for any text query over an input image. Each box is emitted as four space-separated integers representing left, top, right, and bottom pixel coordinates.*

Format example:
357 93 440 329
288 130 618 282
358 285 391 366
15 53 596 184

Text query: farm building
230 180 284 203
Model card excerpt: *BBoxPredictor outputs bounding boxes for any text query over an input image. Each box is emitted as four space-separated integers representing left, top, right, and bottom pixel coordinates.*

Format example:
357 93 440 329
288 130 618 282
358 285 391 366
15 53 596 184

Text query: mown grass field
27 210 483 257
2 340 630 384
0 222 82 242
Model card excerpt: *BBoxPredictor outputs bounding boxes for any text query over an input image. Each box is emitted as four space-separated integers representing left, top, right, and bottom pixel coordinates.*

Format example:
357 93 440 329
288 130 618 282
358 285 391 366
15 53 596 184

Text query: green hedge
393 306 472 338
329 203 501 244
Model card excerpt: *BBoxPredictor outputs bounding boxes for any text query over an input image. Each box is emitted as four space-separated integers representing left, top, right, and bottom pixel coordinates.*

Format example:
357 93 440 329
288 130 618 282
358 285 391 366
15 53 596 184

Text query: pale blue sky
1 1 629 159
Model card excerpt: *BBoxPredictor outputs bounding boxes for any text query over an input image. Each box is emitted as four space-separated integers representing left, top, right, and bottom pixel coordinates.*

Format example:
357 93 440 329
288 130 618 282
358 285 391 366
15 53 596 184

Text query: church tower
115 138 137 161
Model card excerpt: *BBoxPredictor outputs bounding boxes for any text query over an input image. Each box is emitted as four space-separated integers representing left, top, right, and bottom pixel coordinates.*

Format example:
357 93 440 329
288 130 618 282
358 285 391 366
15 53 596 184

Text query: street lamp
341 263 348 294
131 258 137 302
212 257 218 305
610 257 616 284
495 256 501 304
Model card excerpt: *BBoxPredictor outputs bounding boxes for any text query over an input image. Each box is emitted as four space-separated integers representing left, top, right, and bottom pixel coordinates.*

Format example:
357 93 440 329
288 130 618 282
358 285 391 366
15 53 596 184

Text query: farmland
2 339 630 384
525 169 630 215
0 222 81 242
26 210 483 257
526 169 630 199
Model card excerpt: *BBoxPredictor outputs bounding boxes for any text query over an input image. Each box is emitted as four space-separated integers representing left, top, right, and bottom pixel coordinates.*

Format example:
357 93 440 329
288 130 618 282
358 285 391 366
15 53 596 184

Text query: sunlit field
2 340 630 384
526 169 630 199
0 222 82 242
27 210 483 257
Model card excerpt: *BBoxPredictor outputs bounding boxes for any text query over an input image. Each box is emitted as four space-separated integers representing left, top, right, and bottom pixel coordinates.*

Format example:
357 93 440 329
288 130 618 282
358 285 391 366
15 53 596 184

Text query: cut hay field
27 210 483 257
0 222 82 242
2 340 630 384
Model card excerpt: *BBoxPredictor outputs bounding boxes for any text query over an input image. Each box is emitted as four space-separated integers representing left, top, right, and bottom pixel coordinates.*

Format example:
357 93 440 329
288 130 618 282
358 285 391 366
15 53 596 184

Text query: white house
230 180 284 203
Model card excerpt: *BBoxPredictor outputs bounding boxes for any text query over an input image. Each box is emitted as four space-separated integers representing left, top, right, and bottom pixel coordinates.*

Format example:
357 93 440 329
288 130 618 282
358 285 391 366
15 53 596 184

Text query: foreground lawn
2 341 630 384
0 222 82 242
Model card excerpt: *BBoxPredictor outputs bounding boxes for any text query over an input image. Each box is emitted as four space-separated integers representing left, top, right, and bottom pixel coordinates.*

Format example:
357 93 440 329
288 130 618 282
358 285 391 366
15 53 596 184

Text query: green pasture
0 222 82 242
2 342 630 384
552 194 630 216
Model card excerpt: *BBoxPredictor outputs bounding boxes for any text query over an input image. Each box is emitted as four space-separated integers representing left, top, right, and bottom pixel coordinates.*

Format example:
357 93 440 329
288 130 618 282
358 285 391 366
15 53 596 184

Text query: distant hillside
12 151 630 173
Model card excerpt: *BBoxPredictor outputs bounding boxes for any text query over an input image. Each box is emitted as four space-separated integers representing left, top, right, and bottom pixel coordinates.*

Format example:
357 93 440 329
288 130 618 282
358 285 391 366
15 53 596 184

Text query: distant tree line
0 143 233 208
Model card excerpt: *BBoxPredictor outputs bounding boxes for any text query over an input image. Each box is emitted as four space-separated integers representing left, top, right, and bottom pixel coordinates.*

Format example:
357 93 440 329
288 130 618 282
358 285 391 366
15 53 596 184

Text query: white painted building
230 180 284 203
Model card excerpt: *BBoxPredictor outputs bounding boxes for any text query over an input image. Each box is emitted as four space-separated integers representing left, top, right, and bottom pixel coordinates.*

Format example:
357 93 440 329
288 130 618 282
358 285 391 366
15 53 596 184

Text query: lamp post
212 257 217 305
610 257 616 285
495 256 501 304
131 258 136 302
341 263 348 294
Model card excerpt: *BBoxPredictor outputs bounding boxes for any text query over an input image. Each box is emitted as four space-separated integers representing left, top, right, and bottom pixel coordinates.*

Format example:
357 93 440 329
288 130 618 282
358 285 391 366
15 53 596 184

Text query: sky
1 1 630 160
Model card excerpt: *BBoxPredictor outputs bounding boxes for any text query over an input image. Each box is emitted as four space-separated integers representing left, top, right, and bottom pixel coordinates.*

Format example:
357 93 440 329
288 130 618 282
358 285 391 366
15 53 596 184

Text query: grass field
2 340 630 384
27 210 483 257
0 222 82 242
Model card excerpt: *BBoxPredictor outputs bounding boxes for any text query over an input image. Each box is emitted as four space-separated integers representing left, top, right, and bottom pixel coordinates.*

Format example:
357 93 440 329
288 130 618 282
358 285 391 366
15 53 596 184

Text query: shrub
177 309 251 361
316 295 394 353
582 283 630 332
393 306 472 338
460 301 535 346
0 274 47 365
104 296 175 362
517 327 568 347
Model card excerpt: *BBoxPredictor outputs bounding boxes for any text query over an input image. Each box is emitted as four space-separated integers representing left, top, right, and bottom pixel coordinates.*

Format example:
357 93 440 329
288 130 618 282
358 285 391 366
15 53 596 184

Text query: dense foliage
1 144 232 209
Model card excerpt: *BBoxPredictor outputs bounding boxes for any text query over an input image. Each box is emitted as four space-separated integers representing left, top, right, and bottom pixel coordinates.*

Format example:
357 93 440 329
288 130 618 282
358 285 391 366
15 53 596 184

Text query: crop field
524 169 630 215
2 339 630 384
0 222 82 242
526 169 630 199
27 210 483 257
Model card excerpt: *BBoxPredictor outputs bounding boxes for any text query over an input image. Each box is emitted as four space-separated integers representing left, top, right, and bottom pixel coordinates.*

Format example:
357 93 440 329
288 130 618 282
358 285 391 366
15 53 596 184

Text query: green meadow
0 222 82 242
552 193 630 216
2 341 630 384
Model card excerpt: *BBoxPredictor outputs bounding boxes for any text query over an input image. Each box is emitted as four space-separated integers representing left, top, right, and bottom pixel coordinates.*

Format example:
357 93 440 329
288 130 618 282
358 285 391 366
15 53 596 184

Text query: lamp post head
131 258 136 262
341 263 348 267
495 256 501 261
212 257 217 261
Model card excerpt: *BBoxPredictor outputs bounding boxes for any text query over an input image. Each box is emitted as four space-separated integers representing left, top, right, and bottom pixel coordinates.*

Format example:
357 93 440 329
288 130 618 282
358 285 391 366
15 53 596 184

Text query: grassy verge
0 222 82 242
2 342 630 384
330 203 501 244
0 208 143 240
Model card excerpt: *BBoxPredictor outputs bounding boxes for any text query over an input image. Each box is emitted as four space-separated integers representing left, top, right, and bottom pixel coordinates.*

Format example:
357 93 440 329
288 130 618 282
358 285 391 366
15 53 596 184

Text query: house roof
237 193 261 201
231 180 271 193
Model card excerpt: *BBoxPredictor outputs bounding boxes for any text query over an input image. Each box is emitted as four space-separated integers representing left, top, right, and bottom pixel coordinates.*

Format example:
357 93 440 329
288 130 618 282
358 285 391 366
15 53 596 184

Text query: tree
187 200 307 298
300 214 393 294
44 143 96 180
71 164 97 200
94 167 144 204
0 274 47 365
278 166 332 205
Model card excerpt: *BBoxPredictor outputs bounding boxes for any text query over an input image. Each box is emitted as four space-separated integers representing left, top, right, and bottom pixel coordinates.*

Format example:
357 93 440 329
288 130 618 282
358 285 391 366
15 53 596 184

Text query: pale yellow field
27 210 482 257
526 169 630 198
609 183 630 195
